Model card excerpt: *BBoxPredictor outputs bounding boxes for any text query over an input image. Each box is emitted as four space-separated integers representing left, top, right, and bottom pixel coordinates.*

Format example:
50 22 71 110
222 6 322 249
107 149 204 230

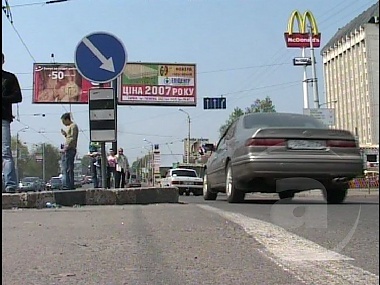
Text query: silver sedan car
203 112 363 204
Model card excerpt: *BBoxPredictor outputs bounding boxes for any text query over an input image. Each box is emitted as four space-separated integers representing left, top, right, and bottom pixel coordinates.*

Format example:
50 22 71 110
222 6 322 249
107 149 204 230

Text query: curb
2 187 179 209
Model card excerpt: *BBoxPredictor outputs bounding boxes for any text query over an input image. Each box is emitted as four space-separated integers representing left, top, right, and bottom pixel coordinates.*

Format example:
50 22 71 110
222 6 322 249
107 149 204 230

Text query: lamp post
143 140 155 186
179 109 191 164
15 126 29 182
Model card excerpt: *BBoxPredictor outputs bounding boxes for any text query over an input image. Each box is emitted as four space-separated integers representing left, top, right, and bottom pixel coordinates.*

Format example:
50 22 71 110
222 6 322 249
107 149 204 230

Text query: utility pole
42 143 46 182
309 26 320 109
179 109 191 164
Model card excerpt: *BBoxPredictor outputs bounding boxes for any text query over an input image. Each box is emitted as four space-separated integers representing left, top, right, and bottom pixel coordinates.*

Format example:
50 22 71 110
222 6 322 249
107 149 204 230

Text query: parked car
128 173 142 188
18 177 43 192
161 168 203 196
46 177 63 191
203 112 363 204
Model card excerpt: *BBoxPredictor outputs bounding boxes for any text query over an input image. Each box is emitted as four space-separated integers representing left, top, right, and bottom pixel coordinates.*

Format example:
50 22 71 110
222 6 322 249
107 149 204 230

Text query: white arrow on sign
82 37 115 73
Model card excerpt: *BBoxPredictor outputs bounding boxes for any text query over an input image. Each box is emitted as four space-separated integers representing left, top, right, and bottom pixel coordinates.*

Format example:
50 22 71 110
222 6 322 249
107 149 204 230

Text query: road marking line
198 205 379 285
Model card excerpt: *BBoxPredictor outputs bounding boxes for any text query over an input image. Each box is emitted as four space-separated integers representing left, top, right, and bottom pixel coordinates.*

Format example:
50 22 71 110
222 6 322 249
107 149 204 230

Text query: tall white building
321 2 379 146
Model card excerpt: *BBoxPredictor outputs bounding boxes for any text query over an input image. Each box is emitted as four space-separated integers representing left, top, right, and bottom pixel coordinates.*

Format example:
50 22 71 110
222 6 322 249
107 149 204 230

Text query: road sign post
203 97 227 110
75 31 127 189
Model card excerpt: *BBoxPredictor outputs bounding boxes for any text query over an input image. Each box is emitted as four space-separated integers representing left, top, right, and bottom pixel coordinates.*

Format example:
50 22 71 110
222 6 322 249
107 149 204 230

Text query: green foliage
218 96 276 137
11 138 61 181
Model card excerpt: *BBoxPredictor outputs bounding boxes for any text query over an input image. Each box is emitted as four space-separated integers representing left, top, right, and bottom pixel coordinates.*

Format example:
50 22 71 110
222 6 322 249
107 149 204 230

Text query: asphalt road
2 193 379 285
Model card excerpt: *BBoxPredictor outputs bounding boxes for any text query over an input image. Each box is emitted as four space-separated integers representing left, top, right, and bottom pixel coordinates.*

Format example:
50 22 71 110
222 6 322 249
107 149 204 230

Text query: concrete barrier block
85 189 116 205
134 187 179 204
54 190 86 206
24 191 56 208
114 189 137 204
2 194 23 209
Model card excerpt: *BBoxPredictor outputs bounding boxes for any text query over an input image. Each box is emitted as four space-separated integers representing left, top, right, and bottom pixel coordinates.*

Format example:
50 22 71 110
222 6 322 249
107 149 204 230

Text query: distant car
160 168 203 196
19 177 43 192
46 177 63 191
128 173 142 188
203 112 363 204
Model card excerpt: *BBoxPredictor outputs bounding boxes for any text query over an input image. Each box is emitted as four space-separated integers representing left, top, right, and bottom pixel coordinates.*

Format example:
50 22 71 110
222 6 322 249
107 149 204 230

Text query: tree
245 96 276 114
27 143 61 180
218 96 276 137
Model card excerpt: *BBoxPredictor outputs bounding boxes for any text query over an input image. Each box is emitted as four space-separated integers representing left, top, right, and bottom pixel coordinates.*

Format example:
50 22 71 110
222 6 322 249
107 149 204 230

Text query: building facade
321 3 379 147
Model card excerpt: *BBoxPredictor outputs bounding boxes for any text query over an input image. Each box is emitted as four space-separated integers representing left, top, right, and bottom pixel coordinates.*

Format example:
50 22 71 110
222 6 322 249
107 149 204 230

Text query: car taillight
245 138 286 147
326 140 357 148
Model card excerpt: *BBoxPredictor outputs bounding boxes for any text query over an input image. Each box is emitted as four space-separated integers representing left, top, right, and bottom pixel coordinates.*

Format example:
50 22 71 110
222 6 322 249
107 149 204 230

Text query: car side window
225 121 237 140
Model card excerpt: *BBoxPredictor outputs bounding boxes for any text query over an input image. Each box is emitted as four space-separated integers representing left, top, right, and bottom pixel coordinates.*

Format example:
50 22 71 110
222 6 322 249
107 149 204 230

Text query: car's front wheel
203 172 217 200
226 162 245 203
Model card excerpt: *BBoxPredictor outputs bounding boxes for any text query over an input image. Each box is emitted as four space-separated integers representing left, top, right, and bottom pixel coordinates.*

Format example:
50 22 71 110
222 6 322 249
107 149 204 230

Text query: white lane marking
198 205 379 285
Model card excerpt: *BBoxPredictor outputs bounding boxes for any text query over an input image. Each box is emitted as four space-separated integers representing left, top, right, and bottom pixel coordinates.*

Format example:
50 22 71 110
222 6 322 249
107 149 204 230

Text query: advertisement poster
33 63 110 104
119 62 196 106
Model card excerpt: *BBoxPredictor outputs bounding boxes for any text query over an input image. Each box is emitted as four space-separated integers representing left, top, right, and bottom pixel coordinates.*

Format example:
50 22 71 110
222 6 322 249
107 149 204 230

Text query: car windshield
172 170 197 177
243 113 327 129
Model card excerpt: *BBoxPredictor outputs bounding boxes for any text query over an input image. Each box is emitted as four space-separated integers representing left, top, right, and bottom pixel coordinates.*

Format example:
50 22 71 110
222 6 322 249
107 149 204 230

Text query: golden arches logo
284 10 321 48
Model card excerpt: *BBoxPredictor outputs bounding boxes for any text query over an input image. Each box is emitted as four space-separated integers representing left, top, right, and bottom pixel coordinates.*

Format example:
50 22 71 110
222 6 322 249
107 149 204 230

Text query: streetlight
33 142 46 183
15 126 29 182
318 100 338 108
179 108 191 164
143 139 155 186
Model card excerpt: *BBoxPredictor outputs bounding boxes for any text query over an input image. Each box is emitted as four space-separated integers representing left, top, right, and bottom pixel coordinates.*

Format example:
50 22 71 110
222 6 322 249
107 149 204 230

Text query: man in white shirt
115 148 129 188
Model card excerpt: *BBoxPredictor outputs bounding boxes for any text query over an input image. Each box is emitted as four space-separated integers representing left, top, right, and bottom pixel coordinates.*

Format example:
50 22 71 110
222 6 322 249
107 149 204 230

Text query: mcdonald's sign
284 10 321 48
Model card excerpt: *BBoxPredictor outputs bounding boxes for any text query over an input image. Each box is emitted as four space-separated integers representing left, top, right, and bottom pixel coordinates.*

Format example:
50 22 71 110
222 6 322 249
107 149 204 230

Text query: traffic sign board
89 88 116 142
75 32 127 83
203 97 226 110
303 108 335 126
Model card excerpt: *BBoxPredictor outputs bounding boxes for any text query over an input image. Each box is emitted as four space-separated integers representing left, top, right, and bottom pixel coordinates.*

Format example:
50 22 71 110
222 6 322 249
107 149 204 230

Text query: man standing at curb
60 113 79 190
115 147 129 188
2 53 22 193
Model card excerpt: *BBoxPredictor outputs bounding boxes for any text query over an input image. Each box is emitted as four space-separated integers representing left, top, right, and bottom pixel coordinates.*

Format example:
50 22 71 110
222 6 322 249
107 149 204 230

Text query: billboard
32 63 110 104
119 62 196 106
284 10 321 48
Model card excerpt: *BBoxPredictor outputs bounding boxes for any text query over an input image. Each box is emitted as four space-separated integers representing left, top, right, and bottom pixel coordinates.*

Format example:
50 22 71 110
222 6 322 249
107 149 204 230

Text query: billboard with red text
118 62 196 106
33 63 110 104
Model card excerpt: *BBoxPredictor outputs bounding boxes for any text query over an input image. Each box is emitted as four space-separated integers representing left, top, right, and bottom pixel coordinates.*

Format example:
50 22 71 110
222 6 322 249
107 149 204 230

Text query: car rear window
172 170 197 177
243 113 326 129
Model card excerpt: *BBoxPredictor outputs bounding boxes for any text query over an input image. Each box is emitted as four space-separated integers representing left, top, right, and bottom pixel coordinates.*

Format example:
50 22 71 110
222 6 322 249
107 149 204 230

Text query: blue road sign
203 97 227 110
74 32 127 83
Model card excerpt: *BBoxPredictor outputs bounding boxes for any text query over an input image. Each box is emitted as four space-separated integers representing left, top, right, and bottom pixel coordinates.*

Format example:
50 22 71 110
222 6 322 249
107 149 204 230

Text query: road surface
2 194 378 285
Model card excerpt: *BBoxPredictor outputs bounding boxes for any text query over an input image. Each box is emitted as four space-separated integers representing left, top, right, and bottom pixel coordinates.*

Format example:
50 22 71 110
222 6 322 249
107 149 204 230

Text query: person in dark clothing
2 53 22 192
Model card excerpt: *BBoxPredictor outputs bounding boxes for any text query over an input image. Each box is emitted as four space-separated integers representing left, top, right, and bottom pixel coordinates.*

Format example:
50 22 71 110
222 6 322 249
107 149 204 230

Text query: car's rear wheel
226 162 245 203
323 184 348 204
203 172 217 200
278 191 295 200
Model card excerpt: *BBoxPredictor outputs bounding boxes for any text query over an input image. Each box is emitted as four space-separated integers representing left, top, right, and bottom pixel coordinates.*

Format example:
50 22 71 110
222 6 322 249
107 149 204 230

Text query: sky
2 0 378 166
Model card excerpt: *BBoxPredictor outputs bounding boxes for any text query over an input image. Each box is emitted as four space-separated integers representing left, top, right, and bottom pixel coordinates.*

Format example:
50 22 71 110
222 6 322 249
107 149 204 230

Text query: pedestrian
106 149 117 188
88 142 101 188
60 112 79 190
115 147 129 188
2 53 22 193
